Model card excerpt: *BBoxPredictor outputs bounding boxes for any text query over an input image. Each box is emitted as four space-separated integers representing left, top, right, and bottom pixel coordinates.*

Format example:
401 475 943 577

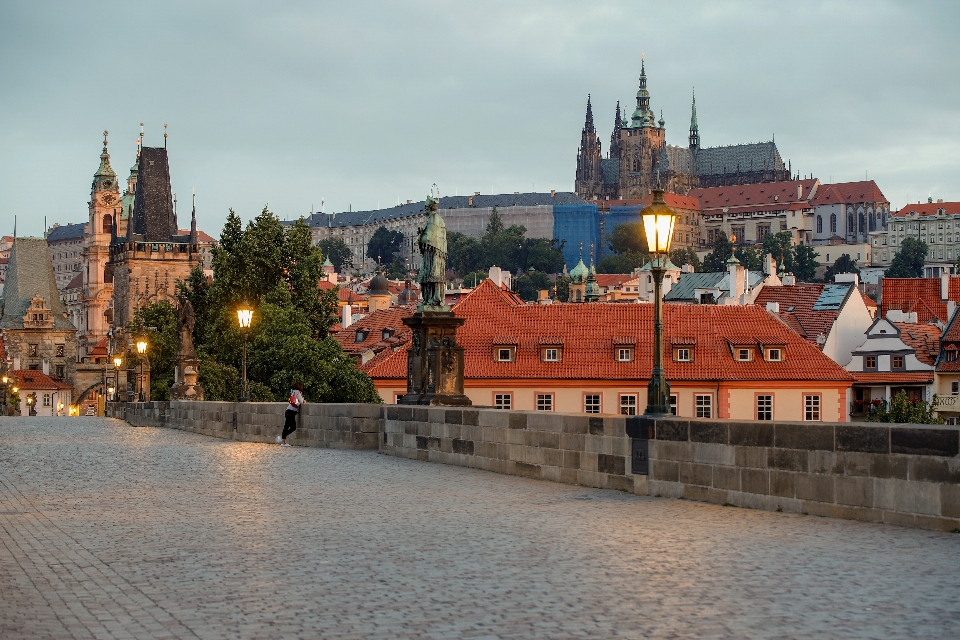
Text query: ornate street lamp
640 185 678 416
237 302 254 402
113 356 123 402
136 337 148 402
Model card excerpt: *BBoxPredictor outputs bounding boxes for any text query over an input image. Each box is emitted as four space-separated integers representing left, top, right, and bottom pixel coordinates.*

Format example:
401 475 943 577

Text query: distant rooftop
46 223 87 243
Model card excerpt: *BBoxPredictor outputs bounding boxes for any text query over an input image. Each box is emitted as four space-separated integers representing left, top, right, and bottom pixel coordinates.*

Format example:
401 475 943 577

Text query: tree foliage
824 253 860 282
445 208 565 278
762 231 794 274
170 207 380 404
886 237 928 278
129 301 178 400
607 221 648 255
367 226 404 266
702 232 734 272
867 390 943 424
316 237 353 272
792 245 820 282
513 270 553 302
597 251 645 274
670 247 701 272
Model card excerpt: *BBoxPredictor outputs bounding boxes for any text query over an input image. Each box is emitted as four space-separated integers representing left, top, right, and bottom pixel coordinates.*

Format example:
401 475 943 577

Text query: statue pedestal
399 310 472 406
170 358 203 401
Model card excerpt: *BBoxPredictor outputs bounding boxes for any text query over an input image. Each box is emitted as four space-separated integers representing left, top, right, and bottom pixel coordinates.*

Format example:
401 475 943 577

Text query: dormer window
892 355 905 370
765 348 783 362
865 355 877 370
495 347 515 362
736 348 752 361
674 347 692 362
541 347 561 362
616 347 633 362
354 329 368 343
381 328 393 341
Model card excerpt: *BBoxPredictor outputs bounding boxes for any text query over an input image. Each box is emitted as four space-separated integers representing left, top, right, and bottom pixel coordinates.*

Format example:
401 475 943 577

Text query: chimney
468 197 473 206
797 184 802 200
949 300 957 322
766 301 780 313
551 189 556 197
941 272 950 300
764 253 777 275
729 260 745 300
406 200 412 204
782 274 796 285
489 265 502 287
341 304 353 329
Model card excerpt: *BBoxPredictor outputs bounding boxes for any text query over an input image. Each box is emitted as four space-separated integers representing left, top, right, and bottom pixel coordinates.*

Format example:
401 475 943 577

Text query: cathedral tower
617 59 666 199
689 89 700 150
574 95 604 199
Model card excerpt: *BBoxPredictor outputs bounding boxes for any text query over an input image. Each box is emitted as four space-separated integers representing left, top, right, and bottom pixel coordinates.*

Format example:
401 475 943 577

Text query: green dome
569 258 588 283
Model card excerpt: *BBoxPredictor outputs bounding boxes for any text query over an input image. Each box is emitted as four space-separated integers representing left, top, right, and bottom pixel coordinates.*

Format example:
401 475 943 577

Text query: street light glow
113 356 123 368
640 190 678 255
237 304 254 329
136 339 148 354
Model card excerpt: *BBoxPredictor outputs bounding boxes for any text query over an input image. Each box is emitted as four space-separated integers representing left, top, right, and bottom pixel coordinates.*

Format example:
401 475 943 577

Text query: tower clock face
100 193 116 205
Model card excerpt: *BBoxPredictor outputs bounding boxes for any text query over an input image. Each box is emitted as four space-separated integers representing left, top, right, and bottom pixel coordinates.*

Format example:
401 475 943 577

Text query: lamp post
237 302 254 402
1 374 7 416
113 356 123 402
640 185 678 416
136 337 148 402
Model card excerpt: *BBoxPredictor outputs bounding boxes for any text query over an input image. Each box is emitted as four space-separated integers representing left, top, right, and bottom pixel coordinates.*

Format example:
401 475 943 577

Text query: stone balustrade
109 401 960 532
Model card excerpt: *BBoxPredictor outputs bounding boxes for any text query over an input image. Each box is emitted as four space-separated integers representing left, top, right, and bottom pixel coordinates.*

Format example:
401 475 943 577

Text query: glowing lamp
237 303 254 329
136 339 148 355
113 356 123 368
640 188 678 256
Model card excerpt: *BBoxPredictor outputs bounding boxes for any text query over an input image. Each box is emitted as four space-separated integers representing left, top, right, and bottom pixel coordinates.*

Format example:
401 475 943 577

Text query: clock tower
80 132 119 360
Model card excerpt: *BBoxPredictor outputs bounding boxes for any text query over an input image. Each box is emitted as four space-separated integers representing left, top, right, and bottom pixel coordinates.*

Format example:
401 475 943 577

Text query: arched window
848 214 855 235
869 212 875 231
859 213 865 232
830 213 837 233
817 215 823 234
104 266 113 284
576 290 582 302
103 214 113 234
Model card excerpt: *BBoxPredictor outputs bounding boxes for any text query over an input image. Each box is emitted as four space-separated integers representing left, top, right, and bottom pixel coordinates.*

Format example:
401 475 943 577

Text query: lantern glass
642 211 677 255
136 339 148 354
2 376 7 384
237 306 254 329
113 356 123 368
12 386 18 393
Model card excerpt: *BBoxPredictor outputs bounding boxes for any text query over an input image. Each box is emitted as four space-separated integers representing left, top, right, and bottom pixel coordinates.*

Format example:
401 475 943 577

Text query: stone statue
177 296 196 359
416 192 447 309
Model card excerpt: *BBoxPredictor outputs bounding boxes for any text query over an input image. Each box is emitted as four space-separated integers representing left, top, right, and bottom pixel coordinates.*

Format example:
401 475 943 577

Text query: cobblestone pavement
2 418 959 639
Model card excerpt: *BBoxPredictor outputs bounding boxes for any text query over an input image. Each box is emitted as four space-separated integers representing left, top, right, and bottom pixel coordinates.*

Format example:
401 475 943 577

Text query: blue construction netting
552 204 600 271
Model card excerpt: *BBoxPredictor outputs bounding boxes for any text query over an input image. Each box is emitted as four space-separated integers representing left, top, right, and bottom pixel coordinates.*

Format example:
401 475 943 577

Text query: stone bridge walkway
1 418 959 639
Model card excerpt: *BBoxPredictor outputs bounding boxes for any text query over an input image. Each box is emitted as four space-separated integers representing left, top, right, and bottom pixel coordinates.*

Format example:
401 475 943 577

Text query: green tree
886 237 928 278
734 246 764 272
523 237 566 274
824 253 860 282
608 221 648 255
792 245 820 282
385 257 408 279
670 247 701 272
129 301 178 401
702 232 734 272
316 237 353 272
763 231 794 273
367 226 404 265
554 275 571 302
462 270 487 288
513 270 553 302
597 251 645 274
868 390 943 424
448 232 483 276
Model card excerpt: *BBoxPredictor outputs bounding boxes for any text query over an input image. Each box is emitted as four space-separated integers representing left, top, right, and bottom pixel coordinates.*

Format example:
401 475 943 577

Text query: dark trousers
282 408 298 439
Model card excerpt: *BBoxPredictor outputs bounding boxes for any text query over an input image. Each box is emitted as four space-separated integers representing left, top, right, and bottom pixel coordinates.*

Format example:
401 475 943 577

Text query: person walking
278 382 304 447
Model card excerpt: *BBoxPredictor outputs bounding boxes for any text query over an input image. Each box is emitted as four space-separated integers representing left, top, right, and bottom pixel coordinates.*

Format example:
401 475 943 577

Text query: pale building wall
822 290 873 367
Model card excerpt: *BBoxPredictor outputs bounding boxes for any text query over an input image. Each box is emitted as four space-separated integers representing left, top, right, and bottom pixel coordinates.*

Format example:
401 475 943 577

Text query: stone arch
103 214 113 234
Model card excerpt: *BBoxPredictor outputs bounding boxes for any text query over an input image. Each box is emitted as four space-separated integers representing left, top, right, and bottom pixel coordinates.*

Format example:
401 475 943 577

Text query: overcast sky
2 1 958 238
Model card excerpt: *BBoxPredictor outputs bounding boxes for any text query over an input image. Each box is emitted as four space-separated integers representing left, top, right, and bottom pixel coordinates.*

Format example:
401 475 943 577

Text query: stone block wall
106 401 381 450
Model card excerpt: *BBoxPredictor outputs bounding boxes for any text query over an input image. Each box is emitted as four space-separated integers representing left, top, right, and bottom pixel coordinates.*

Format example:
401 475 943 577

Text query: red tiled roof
337 288 368 303
90 337 108 357
890 201 960 217
880 277 960 323
861 293 877 310
590 193 700 211
363 279 854 383
753 284 845 344
595 274 634 289
810 181 887 206
851 372 933 384
66 272 84 289
894 322 941 366
176 230 218 243
318 280 337 290
332 307 415 355
8 370 72 390
691 179 818 213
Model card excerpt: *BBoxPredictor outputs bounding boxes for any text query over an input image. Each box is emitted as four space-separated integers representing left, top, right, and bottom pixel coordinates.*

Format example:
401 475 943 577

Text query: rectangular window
757 395 773 420
669 394 678 416
804 395 821 421
675 348 691 362
43 394 51 407
29 344 38 357
767 348 782 361
737 348 751 361
953 381 960 394
616 347 633 362
584 394 601 414
55 365 64 378
536 394 553 411
619 394 637 416
695 394 712 418
892 355 905 369
494 393 512 410
496 348 514 362
543 348 560 362
865 355 877 370
55 344 65 357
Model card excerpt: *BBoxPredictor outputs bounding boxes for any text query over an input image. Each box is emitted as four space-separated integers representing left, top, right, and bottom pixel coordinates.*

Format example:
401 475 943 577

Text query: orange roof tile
176 229 218 243
852 372 933 384
891 201 960 217
90 338 108 357
691 179 818 214
880 277 960 323
595 274 634 289
332 307 415 355
590 193 700 212
753 284 848 344
893 322 941 366
810 181 887 206
9 369 72 390
363 279 854 384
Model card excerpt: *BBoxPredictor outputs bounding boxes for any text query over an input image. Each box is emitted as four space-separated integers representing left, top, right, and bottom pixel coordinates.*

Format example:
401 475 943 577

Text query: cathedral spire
630 57 655 128
94 130 117 182
689 89 700 150
583 94 595 134
609 101 623 159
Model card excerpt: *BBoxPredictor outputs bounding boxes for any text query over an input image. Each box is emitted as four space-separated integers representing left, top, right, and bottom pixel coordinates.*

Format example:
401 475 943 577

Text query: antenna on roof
163 124 168 148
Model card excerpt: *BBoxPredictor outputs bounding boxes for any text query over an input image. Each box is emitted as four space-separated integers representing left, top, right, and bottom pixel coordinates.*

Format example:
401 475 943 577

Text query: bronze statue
416 191 447 309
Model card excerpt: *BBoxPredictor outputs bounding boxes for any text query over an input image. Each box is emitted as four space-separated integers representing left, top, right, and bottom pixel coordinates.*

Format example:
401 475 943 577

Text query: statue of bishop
416 192 447 309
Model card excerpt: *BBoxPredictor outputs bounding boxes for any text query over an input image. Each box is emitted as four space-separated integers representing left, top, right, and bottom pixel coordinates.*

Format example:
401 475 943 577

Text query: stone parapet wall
107 401 380 450
109 401 960 531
